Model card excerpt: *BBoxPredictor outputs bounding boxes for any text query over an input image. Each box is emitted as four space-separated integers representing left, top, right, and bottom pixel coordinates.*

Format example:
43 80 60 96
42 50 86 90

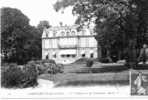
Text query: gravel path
1 79 130 98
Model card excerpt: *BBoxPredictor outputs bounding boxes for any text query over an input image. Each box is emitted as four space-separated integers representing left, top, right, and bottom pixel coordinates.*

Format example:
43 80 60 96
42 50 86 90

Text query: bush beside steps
1 59 64 88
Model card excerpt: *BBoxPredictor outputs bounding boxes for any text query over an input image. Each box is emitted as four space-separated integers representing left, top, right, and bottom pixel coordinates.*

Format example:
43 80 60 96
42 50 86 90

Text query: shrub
99 58 110 63
42 61 63 74
86 59 94 67
41 59 56 64
36 64 46 75
1 63 23 88
56 64 64 73
74 58 88 64
1 63 38 88
21 63 38 88
27 59 64 75
48 63 64 74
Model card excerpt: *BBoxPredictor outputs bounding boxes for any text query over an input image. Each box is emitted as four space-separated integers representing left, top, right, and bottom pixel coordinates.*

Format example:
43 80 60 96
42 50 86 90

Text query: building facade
42 25 100 64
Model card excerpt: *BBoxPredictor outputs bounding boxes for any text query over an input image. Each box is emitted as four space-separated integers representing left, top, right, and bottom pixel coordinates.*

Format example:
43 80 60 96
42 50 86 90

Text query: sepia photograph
0 0 148 99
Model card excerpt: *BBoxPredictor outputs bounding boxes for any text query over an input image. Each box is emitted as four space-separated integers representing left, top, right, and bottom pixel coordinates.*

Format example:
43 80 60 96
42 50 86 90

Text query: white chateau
42 25 100 64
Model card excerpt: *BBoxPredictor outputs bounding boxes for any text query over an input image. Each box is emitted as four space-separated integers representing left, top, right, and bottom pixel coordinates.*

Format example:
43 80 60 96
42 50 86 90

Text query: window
66 31 70 36
46 33 48 37
67 54 70 57
88 37 97 47
90 53 94 58
61 55 65 58
61 31 65 36
53 31 57 37
46 55 49 59
71 31 75 36
82 54 85 57
45 40 50 48
72 54 76 58
53 54 56 58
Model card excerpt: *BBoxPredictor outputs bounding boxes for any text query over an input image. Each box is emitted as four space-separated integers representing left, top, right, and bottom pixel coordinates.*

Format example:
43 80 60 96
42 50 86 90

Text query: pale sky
0 0 77 26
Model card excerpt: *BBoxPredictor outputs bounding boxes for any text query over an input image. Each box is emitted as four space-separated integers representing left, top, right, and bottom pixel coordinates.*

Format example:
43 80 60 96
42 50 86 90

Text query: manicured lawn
63 62 128 73
39 71 129 87
39 62 129 87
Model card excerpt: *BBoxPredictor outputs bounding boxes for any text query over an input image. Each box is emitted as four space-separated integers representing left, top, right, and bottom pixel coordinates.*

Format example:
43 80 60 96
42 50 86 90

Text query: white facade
42 25 100 64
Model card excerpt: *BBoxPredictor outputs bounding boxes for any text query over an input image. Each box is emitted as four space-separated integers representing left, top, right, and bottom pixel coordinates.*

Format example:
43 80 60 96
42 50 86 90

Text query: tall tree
54 0 148 61
1 7 41 64
37 20 51 37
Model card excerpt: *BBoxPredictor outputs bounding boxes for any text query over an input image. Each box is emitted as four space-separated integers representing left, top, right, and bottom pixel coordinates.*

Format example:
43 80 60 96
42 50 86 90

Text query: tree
54 0 79 12
54 0 148 63
37 20 51 37
54 0 129 59
37 20 50 30
1 7 41 64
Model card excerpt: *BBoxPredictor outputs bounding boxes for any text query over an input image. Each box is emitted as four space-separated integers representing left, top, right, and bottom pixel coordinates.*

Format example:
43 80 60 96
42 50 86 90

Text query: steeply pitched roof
45 24 79 31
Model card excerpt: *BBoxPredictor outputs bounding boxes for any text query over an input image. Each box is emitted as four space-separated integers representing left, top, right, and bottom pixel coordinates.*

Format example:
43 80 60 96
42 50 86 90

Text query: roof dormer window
46 33 48 37
66 31 70 36
61 31 65 36
71 31 75 36
53 31 57 37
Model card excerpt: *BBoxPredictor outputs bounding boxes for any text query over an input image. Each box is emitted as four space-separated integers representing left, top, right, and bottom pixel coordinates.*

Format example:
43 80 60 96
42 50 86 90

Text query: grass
133 64 148 70
131 70 148 95
39 62 129 87
63 62 128 73
39 71 129 87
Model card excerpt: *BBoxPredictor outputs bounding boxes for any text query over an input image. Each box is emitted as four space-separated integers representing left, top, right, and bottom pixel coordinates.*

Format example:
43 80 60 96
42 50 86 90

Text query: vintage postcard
0 0 148 99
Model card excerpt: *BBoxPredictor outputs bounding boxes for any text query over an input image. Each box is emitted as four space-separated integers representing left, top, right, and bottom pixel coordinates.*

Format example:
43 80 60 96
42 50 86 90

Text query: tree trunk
97 42 102 60
106 49 112 62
